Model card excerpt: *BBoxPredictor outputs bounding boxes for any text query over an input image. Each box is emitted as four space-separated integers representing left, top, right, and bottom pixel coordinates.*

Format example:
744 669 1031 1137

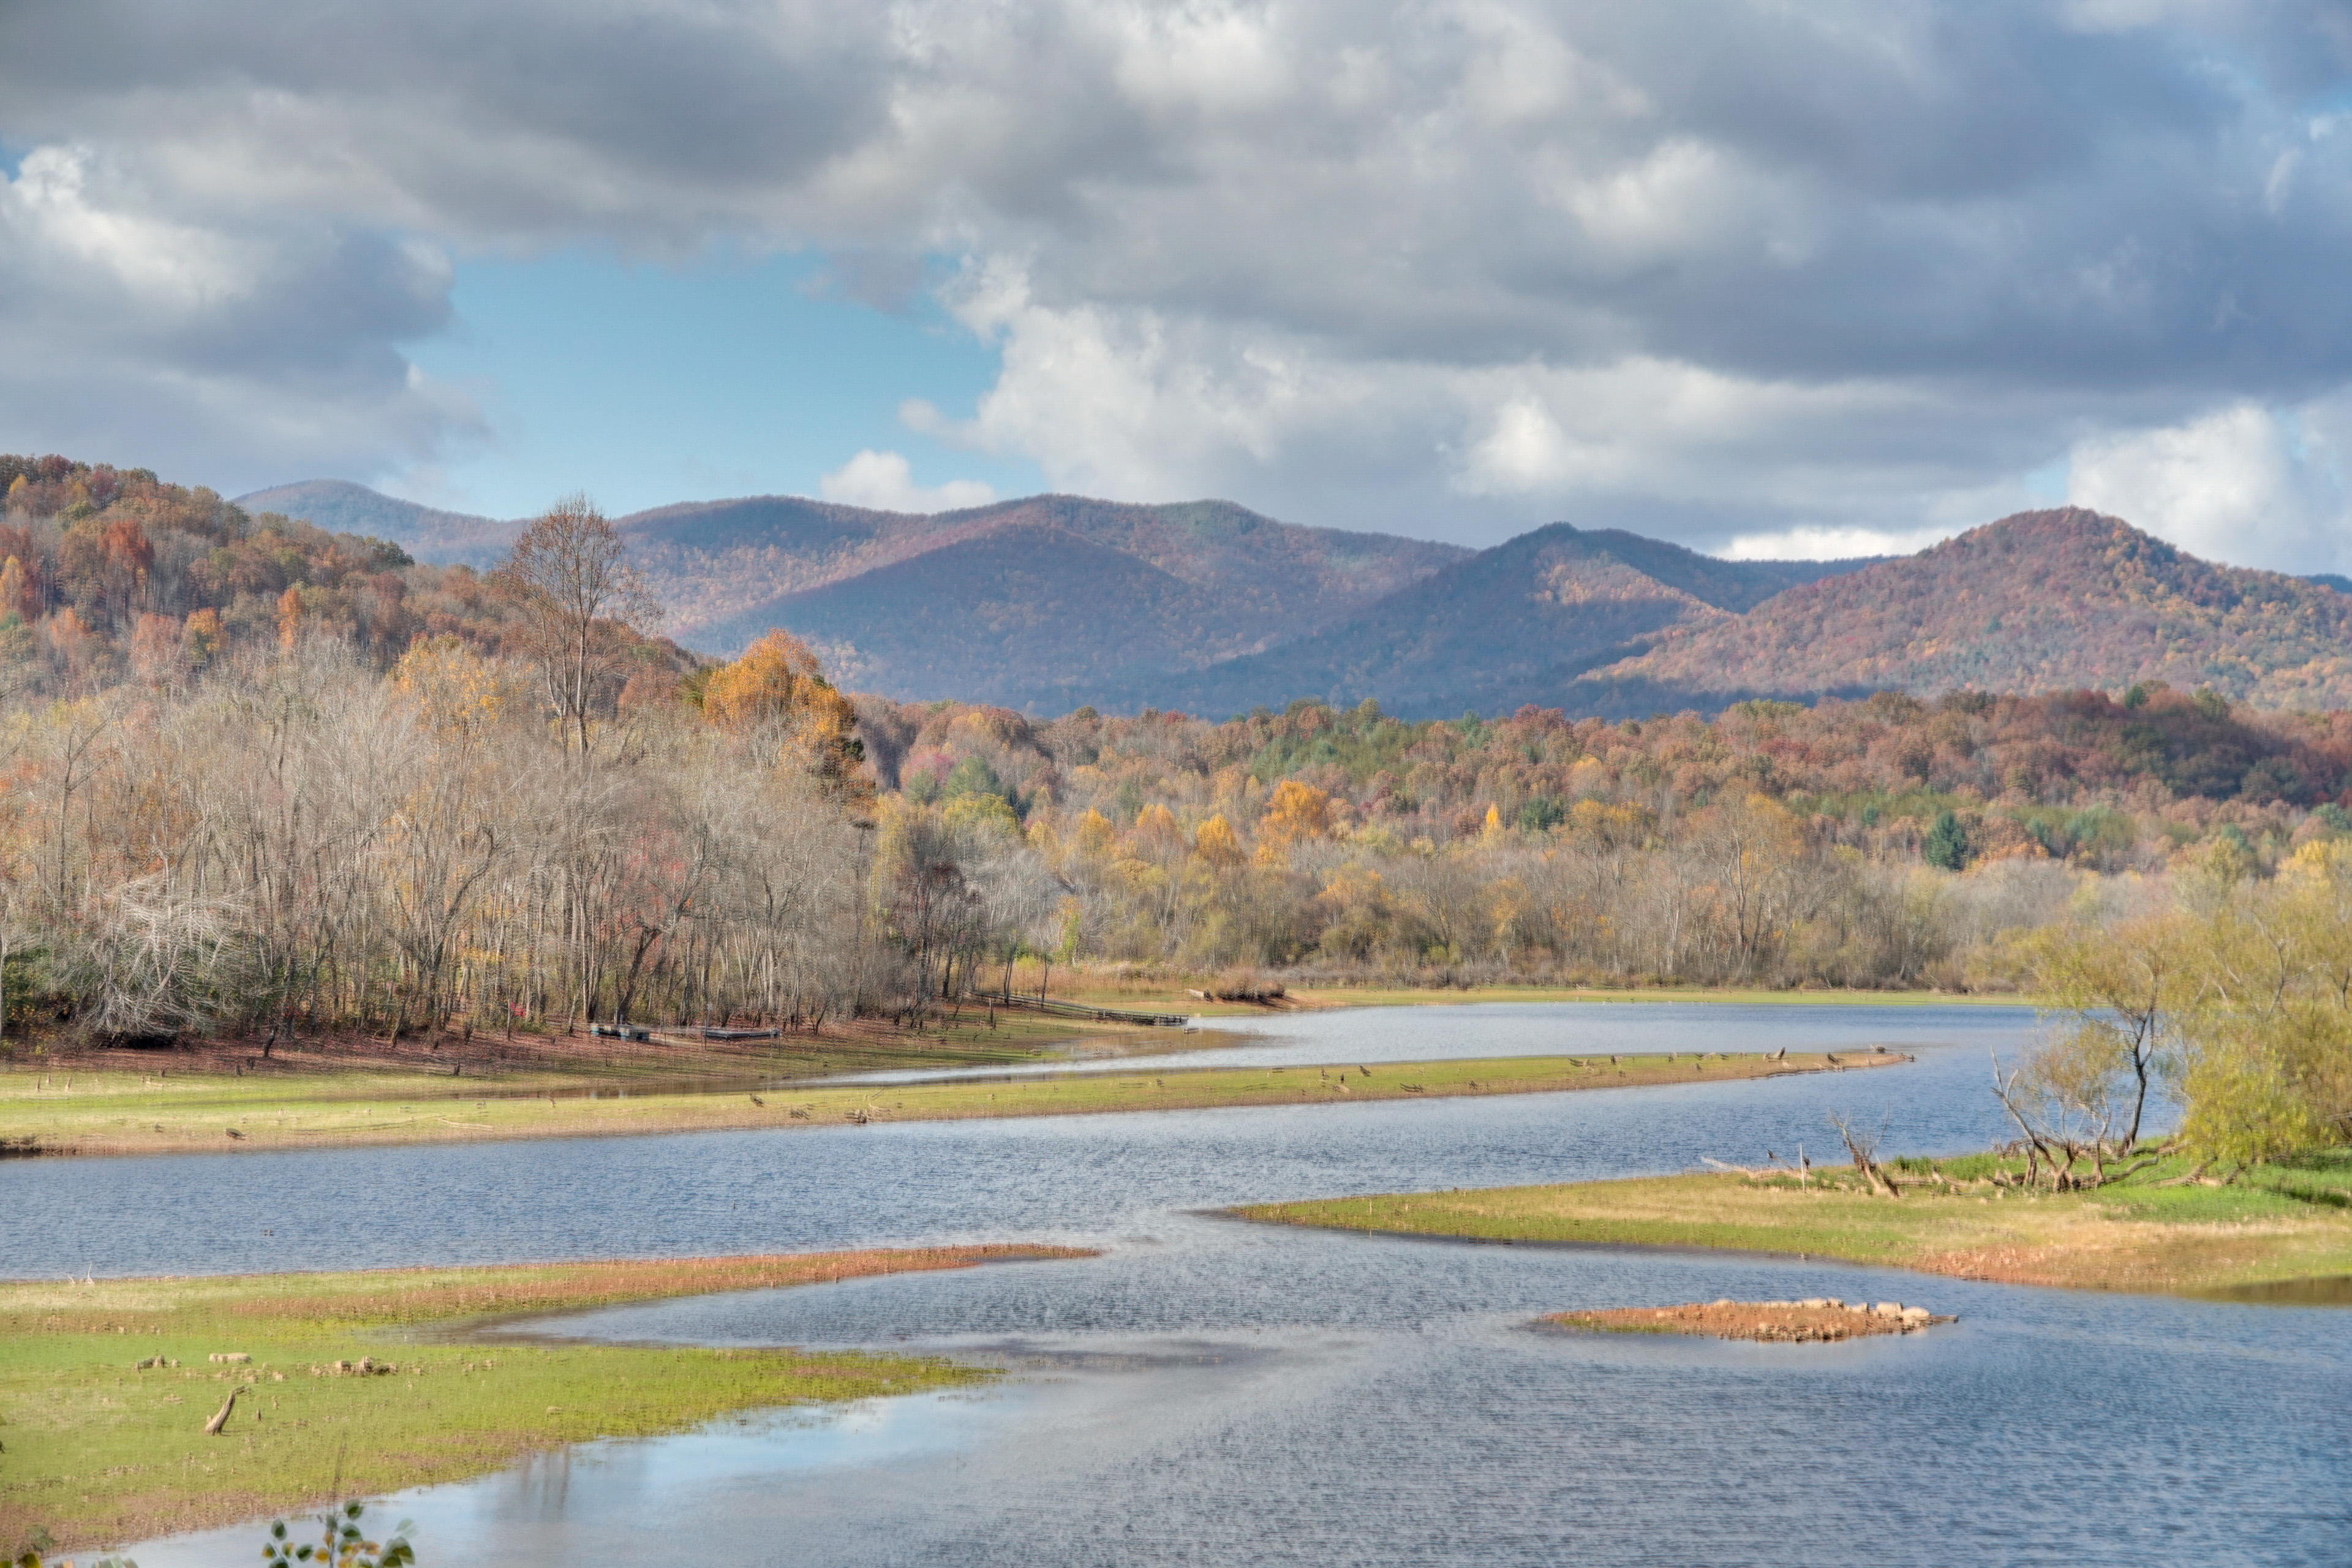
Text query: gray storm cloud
2 0 2349 562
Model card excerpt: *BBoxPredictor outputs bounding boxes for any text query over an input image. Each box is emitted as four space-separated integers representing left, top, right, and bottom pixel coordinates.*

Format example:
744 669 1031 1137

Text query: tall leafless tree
492 496 660 758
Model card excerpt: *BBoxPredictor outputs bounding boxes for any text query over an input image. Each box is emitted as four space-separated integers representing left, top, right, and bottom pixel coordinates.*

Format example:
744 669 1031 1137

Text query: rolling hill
235 480 515 567
241 483 1472 705
238 480 2351 720
654 493 1468 659
1567 508 2352 714
1106 524 1876 717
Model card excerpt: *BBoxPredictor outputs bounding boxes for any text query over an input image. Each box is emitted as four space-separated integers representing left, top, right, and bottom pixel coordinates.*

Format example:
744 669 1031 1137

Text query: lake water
15 1003 2346 1567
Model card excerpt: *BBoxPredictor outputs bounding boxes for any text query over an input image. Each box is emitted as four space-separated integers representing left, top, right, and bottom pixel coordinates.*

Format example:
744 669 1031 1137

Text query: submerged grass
0 1050 1895 1157
0 1246 1088 1555
1235 1149 2352 1298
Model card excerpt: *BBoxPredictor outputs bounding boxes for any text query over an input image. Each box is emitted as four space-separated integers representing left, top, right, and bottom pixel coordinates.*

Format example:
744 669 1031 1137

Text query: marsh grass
0 1246 1086 1555
1236 1150 2352 1297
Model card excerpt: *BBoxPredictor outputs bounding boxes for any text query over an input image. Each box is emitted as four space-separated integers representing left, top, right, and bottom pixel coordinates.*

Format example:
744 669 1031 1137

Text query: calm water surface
16 1003 2344 1567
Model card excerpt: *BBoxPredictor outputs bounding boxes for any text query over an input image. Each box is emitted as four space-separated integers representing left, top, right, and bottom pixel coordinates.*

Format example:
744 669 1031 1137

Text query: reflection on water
28 1002 2342 1567
2199 1274 2352 1306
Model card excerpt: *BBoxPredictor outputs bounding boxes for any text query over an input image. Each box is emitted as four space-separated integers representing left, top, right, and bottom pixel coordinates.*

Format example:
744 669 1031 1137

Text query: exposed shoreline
1545 1298 1953 1342
1233 1156 2352 1298
0 1049 1907 1159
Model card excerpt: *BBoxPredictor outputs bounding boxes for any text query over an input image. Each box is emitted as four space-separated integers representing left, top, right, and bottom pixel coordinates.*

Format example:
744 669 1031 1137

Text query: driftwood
1826 1111 1901 1197
203 1387 239 1435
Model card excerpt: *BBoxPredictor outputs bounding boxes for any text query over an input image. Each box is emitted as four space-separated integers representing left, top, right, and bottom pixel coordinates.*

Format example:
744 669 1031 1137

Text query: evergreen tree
1923 810 1967 871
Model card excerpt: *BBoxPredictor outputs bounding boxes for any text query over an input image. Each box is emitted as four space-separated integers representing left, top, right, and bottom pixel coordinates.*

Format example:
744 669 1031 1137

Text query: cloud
818 450 996 514
2066 398 2352 573
6 1 2352 554
0 145 482 491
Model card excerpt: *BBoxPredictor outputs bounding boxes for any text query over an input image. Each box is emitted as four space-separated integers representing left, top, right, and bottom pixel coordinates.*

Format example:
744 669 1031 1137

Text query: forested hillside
845 681 2352 986
4 456 688 695
1112 524 1874 717
1577 508 2352 714
246 483 2346 723
247 482 1471 693
235 480 514 568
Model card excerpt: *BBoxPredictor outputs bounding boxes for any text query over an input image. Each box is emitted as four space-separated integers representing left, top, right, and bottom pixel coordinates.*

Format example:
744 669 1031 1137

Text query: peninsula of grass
0 1050 1901 1157
0 1245 1090 1555
1235 1150 2352 1298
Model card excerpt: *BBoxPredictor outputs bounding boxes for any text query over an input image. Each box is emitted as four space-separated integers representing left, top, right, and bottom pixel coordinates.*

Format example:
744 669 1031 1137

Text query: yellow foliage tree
1259 780 1330 850
1131 802 1184 858
394 635 508 744
1075 808 1116 856
700 629 867 797
0 556 30 622
1193 814 1243 866
181 608 222 671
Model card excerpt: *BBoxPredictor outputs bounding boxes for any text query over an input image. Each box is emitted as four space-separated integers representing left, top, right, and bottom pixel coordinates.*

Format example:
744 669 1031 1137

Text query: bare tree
1825 1109 1901 1197
64 873 249 1039
493 496 660 757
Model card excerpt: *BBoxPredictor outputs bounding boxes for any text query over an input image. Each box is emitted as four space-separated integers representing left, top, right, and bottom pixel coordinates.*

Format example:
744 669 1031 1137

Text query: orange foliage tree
700 629 867 796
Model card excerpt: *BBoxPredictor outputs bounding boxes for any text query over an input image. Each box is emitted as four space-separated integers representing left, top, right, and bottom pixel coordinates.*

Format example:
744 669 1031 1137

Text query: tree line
0 500 876 1046
2 466 2348 1175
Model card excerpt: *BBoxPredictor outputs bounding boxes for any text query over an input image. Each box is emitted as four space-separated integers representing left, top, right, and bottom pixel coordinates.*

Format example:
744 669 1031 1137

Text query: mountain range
238 481 2352 718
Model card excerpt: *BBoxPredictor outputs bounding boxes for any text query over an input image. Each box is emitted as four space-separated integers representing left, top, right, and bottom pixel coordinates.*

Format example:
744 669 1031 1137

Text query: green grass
1235 1150 2352 1298
0 1050 1890 1156
0 1246 1087 1556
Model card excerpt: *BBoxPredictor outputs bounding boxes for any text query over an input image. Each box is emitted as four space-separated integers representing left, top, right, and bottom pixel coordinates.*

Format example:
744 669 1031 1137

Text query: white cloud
0 141 480 491
6 0 2352 548
2065 399 2352 574
1721 524 1953 561
818 449 996 513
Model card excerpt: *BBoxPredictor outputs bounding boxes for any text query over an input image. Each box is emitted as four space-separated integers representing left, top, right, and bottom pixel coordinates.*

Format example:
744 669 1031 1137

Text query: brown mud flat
1547 1297 1954 1343
13 1008 1124 1085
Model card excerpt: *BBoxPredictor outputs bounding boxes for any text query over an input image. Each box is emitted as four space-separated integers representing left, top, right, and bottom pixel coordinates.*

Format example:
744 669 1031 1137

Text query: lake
14 1003 2345 1567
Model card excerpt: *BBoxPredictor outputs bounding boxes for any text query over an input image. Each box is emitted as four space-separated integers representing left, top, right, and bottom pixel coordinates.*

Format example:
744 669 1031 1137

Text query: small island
1547 1297 1953 1343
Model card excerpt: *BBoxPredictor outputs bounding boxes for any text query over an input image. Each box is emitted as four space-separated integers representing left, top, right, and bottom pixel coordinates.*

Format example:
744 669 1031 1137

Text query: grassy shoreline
1 982 1969 1159
1234 1153 2352 1297
0 1050 1905 1158
0 1245 1090 1555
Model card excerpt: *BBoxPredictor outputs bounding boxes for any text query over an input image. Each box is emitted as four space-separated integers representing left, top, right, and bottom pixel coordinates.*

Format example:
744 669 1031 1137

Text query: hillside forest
4 459 2349 1163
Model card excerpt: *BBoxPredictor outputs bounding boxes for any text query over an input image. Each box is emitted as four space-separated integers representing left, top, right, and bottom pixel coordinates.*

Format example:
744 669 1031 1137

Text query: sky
2 1 2351 569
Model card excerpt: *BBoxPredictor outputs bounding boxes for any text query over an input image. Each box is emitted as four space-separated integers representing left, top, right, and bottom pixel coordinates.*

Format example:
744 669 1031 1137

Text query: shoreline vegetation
1234 1151 2352 1298
0 1245 1091 1555
0 1040 1907 1158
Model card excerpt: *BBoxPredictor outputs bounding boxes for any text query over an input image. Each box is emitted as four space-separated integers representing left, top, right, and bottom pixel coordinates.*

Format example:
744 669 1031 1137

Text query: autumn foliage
698 630 865 795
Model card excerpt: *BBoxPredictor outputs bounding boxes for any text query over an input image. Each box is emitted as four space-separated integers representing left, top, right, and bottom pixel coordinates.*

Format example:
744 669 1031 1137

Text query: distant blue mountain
236 480 514 568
